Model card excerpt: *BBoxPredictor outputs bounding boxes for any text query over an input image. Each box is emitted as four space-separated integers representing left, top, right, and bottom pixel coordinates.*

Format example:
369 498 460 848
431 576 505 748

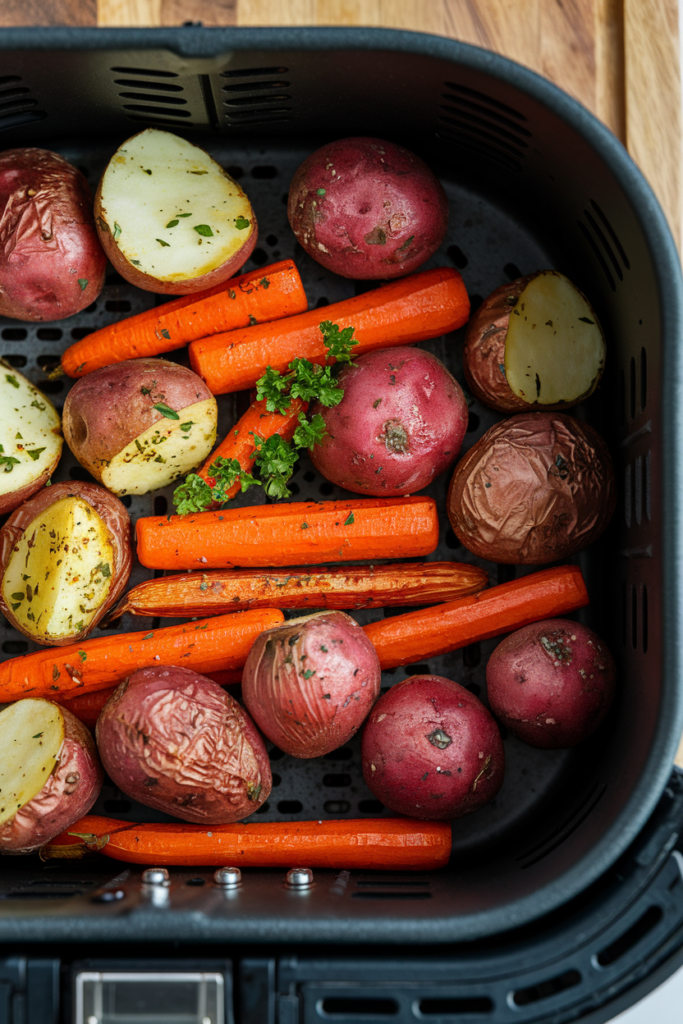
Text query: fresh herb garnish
194 224 213 237
78 650 87 662
95 562 111 578
113 222 122 240
180 422 193 432
78 278 89 290
234 216 250 230
173 457 258 515
131 260 141 265
26 448 46 461
165 219 179 228
30 399 46 410
153 403 179 420
177 212 192 217
160 328 171 340
5 374 19 389
260 277 270 289
316 188 326 196
0 445 20 472
319 321 358 362
156 238 170 247
344 512 355 525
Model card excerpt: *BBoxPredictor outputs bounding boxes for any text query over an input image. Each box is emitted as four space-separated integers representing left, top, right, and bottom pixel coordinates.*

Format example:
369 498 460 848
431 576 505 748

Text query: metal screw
141 867 170 886
214 866 241 888
286 867 314 889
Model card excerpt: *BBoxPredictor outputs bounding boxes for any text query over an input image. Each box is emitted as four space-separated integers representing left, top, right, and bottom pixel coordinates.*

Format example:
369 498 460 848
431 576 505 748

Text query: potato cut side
0 368 62 498
100 398 217 496
98 129 255 282
2 496 114 642
504 271 606 406
0 700 64 825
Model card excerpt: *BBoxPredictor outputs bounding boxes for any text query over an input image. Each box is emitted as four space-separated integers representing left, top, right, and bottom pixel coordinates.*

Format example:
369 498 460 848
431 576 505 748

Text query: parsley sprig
173 457 258 517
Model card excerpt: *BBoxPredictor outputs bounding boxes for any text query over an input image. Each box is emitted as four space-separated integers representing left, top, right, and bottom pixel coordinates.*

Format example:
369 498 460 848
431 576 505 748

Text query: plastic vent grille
578 199 631 291
110 66 195 129
436 81 530 171
0 74 46 132
221 66 292 126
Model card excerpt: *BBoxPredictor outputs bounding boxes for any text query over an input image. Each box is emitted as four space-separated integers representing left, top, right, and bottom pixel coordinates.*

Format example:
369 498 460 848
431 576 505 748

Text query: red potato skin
486 619 616 748
310 347 469 496
361 675 505 820
0 705 103 854
288 138 448 279
62 357 214 470
242 611 382 758
0 149 105 321
0 481 132 645
0 459 58 517
96 666 271 823
463 277 533 413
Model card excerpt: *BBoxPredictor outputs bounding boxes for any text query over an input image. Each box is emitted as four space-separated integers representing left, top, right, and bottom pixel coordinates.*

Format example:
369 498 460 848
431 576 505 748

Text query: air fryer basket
0 27 681 944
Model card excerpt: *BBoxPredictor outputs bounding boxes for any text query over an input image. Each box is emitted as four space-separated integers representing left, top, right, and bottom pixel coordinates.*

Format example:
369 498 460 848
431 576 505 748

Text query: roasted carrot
111 561 489 619
189 266 469 395
0 608 283 704
44 815 451 870
136 497 439 571
363 565 588 669
198 396 307 504
60 260 307 378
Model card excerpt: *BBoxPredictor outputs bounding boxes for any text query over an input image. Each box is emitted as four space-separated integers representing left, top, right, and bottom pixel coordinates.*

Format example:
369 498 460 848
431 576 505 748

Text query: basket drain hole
595 905 663 967
418 996 493 1015
318 997 399 1016
511 968 580 1006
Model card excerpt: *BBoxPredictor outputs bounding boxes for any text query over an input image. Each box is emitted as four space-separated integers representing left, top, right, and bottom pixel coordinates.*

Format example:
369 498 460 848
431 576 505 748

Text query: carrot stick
198 396 307 504
189 266 469 395
111 561 489 619
0 608 283 703
60 260 307 378
363 565 588 669
136 497 439 571
44 815 452 870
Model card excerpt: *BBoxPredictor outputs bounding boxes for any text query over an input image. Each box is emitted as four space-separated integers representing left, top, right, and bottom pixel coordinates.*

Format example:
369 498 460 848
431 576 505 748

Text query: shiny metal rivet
214 866 241 888
286 867 314 889
141 867 170 886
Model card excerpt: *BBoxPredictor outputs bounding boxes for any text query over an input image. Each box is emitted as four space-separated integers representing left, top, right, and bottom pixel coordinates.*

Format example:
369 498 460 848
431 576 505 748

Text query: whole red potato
288 137 448 279
310 347 468 496
486 619 616 748
96 665 271 823
242 611 381 758
361 675 505 820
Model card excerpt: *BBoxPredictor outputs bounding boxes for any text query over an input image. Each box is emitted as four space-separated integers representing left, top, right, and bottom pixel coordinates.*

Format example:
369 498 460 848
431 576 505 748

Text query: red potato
310 347 469 496
0 481 132 646
0 148 105 321
242 611 381 758
96 666 271 823
0 363 63 515
0 699 103 854
288 137 448 279
362 675 504 820
486 619 616 748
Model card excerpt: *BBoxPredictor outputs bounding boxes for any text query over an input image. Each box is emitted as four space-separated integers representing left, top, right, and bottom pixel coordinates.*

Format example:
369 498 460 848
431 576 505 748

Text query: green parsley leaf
250 433 299 500
78 278 89 290
177 212 192 217
153 403 179 420
0 455 20 473
95 562 111 578
319 320 359 363
316 188 326 196
113 222 122 240
289 359 343 408
255 365 293 414
303 668 315 678
180 422 193 432
30 399 46 410
5 374 19 388
194 224 213 237
292 412 327 450
78 650 87 662
173 458 257 515
32 732 43 738
234 217 250 230
301 522 309 529
173 474 213 516
156 238 171 247
11 593 24 601
166 219 179 228
260 277 270 289
26 448 46 461
344 511 355 525
131 260 141 265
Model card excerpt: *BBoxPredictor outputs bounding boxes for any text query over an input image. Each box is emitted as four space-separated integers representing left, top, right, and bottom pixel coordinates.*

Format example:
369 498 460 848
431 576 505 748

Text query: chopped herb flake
153 403 180 420
78 278 89 290
165 219 179 228
260 277 270 288
156 238 170 247
316 188 326 196
78 650 87 662
343 512 355 525
113 222 122 240
160 328 171 340
234 217 250 230
26 448 46 461
194 224 214 237
5 374 19 389
180 422 193 432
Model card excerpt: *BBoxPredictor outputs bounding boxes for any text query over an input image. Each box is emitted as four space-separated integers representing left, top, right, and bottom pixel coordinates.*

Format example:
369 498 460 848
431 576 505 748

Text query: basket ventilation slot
110 66 196 128
0 75 46 131
436 82 529 171
221 66 292 125
516 782 607 868
511 969 581 1007
578 201 630 291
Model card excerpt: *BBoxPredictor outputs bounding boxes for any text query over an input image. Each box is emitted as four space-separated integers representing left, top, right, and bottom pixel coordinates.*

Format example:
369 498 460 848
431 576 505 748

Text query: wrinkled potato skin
486 619 616 748
0 481 132 645
447 413 616 564
463 277 534 413
63 358 214 474
243 611 382 758
96 666 271 823
0 705 103 854
288 137 448 279
361 675 505 820
0 149 105 321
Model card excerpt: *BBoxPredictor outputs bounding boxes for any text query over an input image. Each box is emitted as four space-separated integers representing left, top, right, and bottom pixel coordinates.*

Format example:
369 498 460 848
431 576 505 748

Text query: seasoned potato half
0 364 62 514
0 700 64 828
95 129 257 294
0 481 132 645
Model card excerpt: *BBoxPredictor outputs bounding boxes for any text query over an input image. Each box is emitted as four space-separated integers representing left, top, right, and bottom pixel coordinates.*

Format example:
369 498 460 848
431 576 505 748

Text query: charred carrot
44 816 451 870
363 566 588 669
111 561 489 619
189 266 469 395
0 608 283 703
136 497 439 571
60 260 307 378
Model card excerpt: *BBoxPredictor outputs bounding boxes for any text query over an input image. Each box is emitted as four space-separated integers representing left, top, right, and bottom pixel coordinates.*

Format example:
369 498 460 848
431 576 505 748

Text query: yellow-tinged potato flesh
0 367 62 508
0 700 64 826
2 496 114 642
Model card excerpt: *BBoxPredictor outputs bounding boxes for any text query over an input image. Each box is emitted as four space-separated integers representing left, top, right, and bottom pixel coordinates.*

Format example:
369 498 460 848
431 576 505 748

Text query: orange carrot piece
45 815 451 870
136 497 439 571
198 396 307 503
0 608 283 703
363 566 589 669
189 266 469 395
111 561 489 619
61 260 307 378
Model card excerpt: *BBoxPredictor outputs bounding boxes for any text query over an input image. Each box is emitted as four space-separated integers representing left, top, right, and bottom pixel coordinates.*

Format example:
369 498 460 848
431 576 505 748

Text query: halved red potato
0 362 62 515
0 481 132 646
94 129 258 295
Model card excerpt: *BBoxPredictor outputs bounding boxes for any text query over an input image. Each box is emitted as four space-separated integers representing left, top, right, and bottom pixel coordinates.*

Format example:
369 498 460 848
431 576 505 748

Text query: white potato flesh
0 369 62 499
98 129 255 282
504 271 606 405
100 398 217 496
2 496 114 642
0 700 64 826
